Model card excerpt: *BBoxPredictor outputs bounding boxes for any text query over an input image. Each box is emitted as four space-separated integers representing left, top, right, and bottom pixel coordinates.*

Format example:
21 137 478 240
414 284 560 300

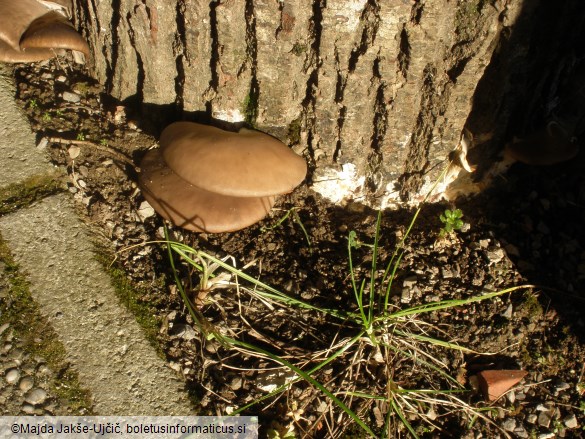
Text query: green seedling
262 207 312 250
76 132 85 141
28 98 38 109
439 208 464 237
42 111 52 122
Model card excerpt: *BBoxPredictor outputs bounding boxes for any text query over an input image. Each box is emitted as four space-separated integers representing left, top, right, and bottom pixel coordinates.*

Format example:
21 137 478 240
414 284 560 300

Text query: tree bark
71 0 585 208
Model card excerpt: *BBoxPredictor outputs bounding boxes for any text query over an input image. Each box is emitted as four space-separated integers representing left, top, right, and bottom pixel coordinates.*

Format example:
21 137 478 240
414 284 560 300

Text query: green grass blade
224 336 376 437
385 286 528 319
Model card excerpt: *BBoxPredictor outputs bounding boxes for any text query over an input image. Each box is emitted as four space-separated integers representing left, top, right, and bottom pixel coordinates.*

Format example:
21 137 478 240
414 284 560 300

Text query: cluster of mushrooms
138 122 307 233
0 0 88 63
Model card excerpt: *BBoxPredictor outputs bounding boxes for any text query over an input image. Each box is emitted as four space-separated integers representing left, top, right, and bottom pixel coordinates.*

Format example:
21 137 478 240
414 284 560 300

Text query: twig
47 136 137 169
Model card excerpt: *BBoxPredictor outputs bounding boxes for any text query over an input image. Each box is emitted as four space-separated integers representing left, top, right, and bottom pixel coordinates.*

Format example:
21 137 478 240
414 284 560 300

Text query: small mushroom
139 149 276 233
160 122 307 197
505 121 579 166
20 11 89 57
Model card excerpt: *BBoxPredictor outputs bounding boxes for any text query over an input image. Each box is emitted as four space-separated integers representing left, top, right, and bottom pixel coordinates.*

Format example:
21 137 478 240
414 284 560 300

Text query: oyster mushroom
20 11 89 57
505 121 579 166
139 122 307 233
160 122 307 197
139 149 275 233
0 0 88 63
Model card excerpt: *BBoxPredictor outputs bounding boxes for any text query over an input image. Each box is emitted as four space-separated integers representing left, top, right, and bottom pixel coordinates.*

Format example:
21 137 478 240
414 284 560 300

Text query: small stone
514 426 529 438
401 287 413 304
487 247 505 264
19 376 34 392
0 322 9 336
554 382 570 393
563 414 578 429
526 413 537 424
402 275 417 288
506 390 515 403
37 365 52 376
173 324 197 341
441 267 453 278
136 201 155 221
501 304 513 319
204 341 218 354
36 137 49 150
68 146 81 159
502 418 516 431
22 404 35 414
62 91 81 103
5 368 19 384
256 370 297 393
24 388 47 405
538 411 552 428
229 376 243 391
537 434 555 439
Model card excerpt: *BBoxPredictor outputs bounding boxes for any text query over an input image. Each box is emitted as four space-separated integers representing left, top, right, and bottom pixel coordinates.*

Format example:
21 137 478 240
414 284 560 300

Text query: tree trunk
71 0 585 208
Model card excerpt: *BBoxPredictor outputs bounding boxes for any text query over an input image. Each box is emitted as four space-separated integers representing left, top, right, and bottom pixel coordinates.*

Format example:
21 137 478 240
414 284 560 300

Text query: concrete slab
0 65 54 189
0 194 194 415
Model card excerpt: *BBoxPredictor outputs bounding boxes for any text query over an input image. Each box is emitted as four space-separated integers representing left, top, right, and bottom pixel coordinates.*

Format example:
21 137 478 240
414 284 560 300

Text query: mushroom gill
139 149 276 233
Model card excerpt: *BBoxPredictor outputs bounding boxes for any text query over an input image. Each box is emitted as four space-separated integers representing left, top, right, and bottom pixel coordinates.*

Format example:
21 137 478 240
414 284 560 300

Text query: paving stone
0 66 53 189
0 195 193 415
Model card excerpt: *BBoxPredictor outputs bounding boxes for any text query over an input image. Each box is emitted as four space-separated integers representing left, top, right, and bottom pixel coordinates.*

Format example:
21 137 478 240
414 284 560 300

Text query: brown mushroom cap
139 149 276 233
0 0 49 55
20 11 89 57
505 122 579 166
160 122 307 197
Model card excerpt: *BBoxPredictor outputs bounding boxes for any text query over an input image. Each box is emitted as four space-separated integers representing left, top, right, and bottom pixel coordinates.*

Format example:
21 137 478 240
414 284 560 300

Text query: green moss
522 291 543 318
0 236 94 414
454 0 485 41
72 82 91 97
291 42 307 56
243 93 258 128
0 172 65 215
287 116 302 145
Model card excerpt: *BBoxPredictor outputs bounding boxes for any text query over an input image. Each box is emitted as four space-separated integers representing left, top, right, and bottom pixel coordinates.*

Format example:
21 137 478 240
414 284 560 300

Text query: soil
9 57 585 438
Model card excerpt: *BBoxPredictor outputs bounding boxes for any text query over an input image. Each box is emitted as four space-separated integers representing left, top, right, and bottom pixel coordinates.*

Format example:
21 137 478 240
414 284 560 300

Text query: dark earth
8 57 585 438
